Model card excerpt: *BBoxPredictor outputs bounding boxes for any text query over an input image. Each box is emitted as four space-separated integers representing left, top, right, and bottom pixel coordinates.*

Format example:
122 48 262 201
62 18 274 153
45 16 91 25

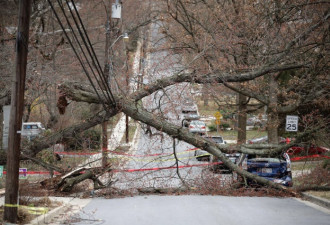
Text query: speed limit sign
286 115 298 132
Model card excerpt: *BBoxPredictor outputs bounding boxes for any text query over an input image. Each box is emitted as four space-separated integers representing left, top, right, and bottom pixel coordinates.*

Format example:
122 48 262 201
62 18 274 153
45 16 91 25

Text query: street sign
214 111 222 119
19 168 27 179
286 115 298 132
0 166 3 178
215 119 221 125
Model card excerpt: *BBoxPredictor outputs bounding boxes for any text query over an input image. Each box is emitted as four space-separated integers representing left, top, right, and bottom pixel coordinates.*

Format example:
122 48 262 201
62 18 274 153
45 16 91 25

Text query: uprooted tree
1 0 329 192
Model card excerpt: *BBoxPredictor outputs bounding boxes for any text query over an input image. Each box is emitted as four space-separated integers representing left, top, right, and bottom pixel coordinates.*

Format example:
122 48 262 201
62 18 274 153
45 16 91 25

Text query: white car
188 120 206 135
21 122 45 140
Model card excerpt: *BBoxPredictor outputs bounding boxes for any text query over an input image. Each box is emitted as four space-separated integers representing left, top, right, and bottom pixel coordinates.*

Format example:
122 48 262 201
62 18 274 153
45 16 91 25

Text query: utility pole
102 3 111 168
4 0 32 223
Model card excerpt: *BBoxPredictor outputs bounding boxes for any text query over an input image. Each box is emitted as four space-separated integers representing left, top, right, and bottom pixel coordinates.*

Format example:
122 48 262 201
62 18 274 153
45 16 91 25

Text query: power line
47 0 108 110
65 0 116 105
56 0 113 106
48 0 118 109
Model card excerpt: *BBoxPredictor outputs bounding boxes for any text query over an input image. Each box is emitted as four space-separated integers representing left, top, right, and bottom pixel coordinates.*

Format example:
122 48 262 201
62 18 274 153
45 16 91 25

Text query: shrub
220 123 230 130
208 124 217 132
36 149 56 164
66 128 101 151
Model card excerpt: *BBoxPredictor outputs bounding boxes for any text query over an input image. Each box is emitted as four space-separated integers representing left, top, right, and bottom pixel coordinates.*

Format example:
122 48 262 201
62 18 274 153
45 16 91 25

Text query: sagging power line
47 0 117 109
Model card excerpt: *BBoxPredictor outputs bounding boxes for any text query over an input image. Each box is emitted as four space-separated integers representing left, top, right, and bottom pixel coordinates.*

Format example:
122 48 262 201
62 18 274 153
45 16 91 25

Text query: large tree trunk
267 74 279 144
237 93 247 145
203 84 209 106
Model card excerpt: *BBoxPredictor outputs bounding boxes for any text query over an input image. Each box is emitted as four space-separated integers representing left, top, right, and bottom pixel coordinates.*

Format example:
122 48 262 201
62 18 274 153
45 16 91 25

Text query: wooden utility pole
4 0 32 223
102 5 111 168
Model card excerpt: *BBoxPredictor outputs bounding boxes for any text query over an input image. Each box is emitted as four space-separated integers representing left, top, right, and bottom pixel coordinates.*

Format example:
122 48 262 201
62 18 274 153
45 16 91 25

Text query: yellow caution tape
4 204 19 207
4 204 48 215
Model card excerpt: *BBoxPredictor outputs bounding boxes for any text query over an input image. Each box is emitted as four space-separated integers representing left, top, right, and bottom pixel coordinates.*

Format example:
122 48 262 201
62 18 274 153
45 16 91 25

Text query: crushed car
243 152 293 187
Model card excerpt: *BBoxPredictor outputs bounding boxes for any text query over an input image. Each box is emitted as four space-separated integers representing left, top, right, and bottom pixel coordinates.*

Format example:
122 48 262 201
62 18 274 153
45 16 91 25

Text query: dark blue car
246 153 293 187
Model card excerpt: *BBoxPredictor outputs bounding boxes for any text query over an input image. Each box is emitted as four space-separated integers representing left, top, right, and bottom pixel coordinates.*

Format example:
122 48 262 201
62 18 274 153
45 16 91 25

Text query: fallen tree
3 0 329 194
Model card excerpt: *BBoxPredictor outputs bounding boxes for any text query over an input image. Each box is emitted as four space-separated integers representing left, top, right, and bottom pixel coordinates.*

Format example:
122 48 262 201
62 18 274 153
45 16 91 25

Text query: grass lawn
196 98 221 117
196 97 267 141
291 161 321 171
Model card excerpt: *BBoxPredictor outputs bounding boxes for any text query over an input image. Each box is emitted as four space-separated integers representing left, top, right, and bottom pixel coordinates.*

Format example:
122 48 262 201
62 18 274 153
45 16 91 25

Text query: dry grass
207 130 267 140
306 191 330 200
294 163 330 190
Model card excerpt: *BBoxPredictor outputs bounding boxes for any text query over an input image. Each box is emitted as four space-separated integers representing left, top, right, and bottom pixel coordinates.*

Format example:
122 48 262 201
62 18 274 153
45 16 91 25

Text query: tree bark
4 0 32 222
237 93 247 145
267 74 279 144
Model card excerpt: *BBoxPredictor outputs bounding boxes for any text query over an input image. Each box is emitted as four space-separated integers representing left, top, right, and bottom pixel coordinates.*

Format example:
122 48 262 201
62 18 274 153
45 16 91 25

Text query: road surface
63 195 330 225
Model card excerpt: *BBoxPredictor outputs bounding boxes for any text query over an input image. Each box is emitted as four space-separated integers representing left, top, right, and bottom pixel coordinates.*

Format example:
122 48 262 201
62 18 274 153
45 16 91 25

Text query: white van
21 122 45 140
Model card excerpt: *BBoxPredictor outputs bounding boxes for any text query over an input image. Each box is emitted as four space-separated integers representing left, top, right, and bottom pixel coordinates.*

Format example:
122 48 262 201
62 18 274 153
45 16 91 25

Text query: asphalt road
65 195 330 225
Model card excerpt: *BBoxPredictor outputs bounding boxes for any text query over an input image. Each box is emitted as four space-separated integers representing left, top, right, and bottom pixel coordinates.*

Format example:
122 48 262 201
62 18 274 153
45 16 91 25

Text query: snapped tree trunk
41 167 111 192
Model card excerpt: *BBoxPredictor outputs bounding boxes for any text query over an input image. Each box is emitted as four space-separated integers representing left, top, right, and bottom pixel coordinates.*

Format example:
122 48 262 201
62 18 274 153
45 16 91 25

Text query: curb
301 192 330 210
27 203 69 225
27 197 91 225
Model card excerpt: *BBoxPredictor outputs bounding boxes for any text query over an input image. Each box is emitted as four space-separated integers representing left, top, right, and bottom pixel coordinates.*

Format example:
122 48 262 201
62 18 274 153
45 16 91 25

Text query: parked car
188 120 206 135
209 137 240 173
245 152 292 187
195 136 227 161
21 122 45 140
181 98 200 124
287 145 329 156
182 111 200 127
194 136 240 173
